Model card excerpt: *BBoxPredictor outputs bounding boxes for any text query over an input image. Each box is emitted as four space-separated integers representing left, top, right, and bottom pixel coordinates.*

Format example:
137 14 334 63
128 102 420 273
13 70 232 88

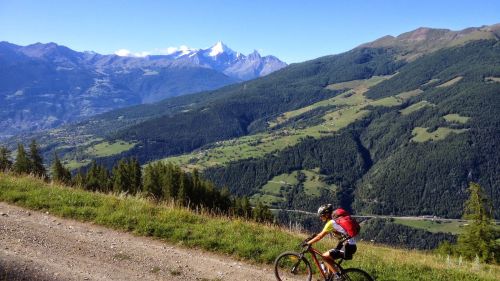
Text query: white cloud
115 49 132 57
134 51 150 57
115 44 200 57
165 47 178 54
114 49 150 57
160 45 198 56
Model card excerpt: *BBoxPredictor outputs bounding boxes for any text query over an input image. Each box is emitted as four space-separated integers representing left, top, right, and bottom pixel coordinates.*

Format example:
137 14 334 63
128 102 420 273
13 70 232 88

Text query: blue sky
0 0 499 63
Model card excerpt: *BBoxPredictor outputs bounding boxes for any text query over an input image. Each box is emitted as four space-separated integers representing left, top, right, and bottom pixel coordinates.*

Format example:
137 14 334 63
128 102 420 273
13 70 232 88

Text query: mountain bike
274 235 374 281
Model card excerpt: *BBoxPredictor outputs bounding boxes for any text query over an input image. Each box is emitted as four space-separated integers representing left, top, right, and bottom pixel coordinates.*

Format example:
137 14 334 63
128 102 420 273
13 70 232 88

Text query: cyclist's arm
306 230 329 245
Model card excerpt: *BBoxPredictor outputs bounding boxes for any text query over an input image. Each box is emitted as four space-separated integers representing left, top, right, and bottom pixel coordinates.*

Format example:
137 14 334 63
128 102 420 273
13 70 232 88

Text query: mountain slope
0 41 286 138
9 25 500 219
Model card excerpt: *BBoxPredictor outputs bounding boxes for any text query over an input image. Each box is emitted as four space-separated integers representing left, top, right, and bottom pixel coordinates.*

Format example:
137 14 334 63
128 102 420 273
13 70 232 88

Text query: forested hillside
8 29 500 219
196 40 500 218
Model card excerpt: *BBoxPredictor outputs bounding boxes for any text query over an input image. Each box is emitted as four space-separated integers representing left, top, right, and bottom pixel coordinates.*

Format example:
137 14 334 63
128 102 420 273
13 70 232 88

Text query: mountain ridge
0 41 286 138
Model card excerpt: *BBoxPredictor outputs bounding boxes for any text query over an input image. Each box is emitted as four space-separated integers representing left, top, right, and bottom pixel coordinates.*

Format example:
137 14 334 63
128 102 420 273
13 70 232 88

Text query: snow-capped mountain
155 41 287 80
0 41 287 138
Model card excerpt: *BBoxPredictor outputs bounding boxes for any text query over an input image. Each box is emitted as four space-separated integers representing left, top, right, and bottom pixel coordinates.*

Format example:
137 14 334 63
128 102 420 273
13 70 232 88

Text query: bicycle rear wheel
341 268 374 281
274 251 312 281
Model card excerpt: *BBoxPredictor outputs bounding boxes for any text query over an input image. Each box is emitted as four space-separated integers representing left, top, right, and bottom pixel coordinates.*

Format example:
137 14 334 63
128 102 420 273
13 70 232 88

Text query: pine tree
85 161 103 191
143 163 163 200
252 202 274 223
73 169 86 187
29 140 46 179
51 153 71 184
112 159 131 193
130 158 142 194
241 197 252 219
177 172 188 206
457 182 499 263
13 143 31 175
0 146 12 172
97 163 111 193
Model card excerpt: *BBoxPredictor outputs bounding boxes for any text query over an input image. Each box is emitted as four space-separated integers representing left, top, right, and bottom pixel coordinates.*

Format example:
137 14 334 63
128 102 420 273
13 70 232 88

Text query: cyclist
305 204 357 280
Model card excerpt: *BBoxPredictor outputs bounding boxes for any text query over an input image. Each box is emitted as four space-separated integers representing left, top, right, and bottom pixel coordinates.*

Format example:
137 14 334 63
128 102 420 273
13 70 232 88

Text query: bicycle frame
299 246 343 280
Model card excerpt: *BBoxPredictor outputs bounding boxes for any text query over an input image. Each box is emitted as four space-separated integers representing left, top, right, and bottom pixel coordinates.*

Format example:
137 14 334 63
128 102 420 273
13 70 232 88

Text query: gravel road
0 202 277 281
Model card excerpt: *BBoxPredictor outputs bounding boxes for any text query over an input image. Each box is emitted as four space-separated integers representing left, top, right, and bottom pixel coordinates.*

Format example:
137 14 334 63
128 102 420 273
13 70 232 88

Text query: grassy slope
162 75 413 171
394 219 466 235
0 174 498 281
250 169 337 206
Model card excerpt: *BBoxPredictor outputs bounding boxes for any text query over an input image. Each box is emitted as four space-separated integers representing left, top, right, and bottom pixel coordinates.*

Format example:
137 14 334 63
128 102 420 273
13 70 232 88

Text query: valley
3 24 500 233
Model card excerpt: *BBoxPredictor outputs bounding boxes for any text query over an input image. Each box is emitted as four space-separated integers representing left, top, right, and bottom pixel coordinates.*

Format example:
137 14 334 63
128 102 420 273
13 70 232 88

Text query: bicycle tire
341 268 374 281
274 251 313 281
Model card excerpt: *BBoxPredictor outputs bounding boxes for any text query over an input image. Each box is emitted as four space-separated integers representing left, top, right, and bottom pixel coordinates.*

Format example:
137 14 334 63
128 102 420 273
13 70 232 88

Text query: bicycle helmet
317 204 334 217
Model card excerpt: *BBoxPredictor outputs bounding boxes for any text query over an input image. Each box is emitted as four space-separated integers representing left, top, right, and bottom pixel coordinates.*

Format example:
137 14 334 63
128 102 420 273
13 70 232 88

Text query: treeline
0 142 274 223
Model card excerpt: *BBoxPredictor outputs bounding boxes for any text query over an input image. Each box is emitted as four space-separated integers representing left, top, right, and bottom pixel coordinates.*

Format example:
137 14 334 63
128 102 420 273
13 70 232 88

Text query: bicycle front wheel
274 251 312 281
342 268 374 281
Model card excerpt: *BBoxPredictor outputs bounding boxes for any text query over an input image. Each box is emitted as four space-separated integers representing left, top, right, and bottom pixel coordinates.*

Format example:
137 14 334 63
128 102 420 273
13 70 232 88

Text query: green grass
411 127 469 142
164 76 424 172
60 139 136 170
400 101 435 115
251 169 337 206
63 159 92 170
396 89 424 99
394 219 500 235
443 114 470 124
394 219 467 234
436 76 463 88
0 174 498 281
85 140 136 157
325 75 395 91
421 79 440 87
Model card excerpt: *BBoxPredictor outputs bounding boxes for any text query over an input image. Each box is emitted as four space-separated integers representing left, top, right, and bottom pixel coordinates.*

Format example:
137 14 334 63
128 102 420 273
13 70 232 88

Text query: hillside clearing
436 76 463 88
443 114 470 124
411 127 469 142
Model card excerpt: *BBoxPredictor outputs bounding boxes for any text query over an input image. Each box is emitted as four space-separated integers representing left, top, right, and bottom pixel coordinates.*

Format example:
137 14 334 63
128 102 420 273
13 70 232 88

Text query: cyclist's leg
321 250 340 274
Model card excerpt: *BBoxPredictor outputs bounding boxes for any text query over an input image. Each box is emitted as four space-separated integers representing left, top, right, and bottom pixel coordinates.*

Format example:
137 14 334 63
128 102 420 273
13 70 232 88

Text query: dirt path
0 202 277 281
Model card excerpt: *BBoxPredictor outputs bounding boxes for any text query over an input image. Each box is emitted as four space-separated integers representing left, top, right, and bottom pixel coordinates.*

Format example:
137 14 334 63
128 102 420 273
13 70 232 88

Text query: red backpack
333 208 360 238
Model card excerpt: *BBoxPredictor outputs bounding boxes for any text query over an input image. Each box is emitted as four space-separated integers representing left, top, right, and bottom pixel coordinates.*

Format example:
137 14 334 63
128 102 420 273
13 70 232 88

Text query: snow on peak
207 41 235 57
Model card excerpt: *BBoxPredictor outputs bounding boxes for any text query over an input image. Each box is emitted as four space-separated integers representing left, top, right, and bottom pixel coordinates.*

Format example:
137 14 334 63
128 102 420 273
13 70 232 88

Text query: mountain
0 41 286 138
7 24 500 219
358 23 500 60
171 41 287 80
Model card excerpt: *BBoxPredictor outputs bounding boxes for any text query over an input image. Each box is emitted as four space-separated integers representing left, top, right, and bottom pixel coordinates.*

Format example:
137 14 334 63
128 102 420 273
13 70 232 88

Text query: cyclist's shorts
329 244 357 260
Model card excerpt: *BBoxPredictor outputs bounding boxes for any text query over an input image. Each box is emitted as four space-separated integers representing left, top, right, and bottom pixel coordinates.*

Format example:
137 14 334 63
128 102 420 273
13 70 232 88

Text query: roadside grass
411 127 469 142
0 174 499 281
443 114 470 124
